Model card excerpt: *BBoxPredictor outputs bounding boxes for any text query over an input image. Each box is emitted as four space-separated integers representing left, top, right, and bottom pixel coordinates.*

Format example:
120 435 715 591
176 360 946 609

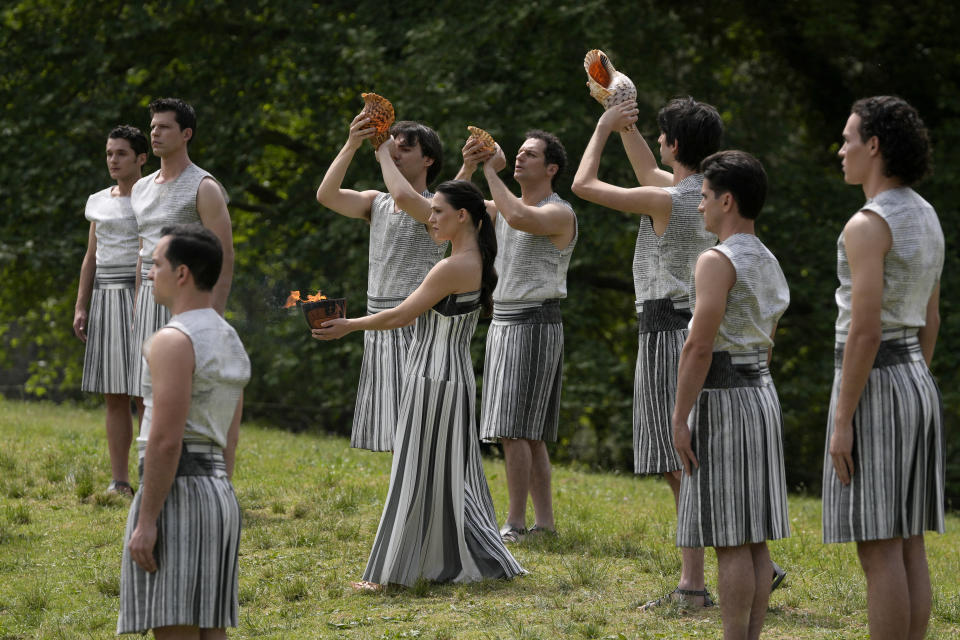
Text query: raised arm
830 211 890 485
572 109 672 228
457 137 502 218
315 113 381 221
127 328 193 572
73 222 97 342
197 177 233 315
375 136 432 223
312 257 474 340
671 250 735 475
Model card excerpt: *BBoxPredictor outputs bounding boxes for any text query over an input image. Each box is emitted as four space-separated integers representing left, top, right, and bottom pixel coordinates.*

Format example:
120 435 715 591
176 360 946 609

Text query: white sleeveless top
132 164 228 265
633 173 716 310
85 187 139 267
493 192 577 306
835 187 944 340
139 308 250 450
694 233 789 353
367 191 446 301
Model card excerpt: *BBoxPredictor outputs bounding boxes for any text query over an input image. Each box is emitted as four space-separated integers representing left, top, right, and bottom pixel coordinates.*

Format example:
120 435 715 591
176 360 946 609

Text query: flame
283 290 327 308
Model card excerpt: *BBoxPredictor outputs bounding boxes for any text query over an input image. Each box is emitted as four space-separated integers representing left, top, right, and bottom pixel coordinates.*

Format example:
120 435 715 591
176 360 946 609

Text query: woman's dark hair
160 223 223 291
851 96 931 185
434 180 498 316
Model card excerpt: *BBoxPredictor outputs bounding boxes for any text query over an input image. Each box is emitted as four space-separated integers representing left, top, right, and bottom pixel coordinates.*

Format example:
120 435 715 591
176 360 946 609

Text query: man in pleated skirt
672 151 790 639
317 115 447 452
74 125 147 496
822 96 944 640
573 97 727 607
118 224 250 637
459 130 577 540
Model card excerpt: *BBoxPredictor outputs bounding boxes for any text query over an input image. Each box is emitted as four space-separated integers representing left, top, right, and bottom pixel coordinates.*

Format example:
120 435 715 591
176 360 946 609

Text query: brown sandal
107 480 134 497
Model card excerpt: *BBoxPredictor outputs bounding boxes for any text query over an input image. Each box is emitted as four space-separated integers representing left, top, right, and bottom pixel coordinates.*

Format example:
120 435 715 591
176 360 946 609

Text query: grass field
0 398 958 639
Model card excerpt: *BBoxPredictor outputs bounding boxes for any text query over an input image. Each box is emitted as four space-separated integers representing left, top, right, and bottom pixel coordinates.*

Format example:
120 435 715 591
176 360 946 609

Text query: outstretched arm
316 114 381 221
197 177 234 315
312 257 473 340
830 211 890 485
572 108 672 226
609 100 674 188
73 222 97 342
457 137 501 218
672 250 734 475
375 137 432 223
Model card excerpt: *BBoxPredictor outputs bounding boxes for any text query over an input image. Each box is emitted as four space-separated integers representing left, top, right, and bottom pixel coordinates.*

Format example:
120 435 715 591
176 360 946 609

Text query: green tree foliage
1 0 957 503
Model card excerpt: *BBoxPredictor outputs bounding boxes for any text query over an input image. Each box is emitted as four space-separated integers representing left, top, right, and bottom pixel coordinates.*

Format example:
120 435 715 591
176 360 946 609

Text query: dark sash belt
492 299 561 324
637 298 691 334
139 448 225 479
833 335 923 369
703 351 768 389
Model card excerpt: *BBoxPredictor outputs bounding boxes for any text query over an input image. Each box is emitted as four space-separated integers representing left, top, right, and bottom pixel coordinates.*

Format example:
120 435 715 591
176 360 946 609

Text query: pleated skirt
479 301 563 442
362 317 524 586
351 296 417 451
822 333 945 544
117 447 240 634
677 350 790 548
129 270 171 397
633 298 690 474
81 264 136 394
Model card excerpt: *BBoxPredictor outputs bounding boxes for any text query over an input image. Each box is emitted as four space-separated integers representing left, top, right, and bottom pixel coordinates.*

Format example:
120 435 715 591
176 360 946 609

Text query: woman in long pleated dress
314 179 524 588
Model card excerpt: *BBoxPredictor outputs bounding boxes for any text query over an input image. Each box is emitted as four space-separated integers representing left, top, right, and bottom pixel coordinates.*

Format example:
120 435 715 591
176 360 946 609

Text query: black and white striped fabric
479 301 563 442
362 292 524 586
822 333 945 543
81 264 136 394
676 350 790 548
351 296 417 451
117 447 240 634
632 298 690 474
129 267 171 398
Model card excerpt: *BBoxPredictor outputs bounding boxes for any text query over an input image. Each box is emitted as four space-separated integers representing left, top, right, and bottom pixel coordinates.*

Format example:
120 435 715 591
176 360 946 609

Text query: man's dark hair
108 124 148 156
149 97 197 144
524 129 567 190
160 223 222 291
657 97 723 171
700 150 767 220
390 121 443 185
851 96 931 185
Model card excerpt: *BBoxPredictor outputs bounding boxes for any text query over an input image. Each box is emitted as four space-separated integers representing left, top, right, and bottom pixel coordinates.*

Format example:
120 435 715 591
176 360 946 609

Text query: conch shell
583 49 637 132
359 92 395 149
467 125 496 153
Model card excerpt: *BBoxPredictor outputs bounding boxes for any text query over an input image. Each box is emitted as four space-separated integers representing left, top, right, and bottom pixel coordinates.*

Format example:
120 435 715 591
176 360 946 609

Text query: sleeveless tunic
362 291 524 586
823 187 945 543
480 194 576 442
129 164 226 397
118 308 250 634
351 191 447 451
633 173 717 474
677 234 791 548
80 187 139 394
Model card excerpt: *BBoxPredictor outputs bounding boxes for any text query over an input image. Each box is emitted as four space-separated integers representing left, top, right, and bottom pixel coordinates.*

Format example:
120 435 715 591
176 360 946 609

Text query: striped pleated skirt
129 265 171 398
822 332 945 544
479 300 563 442
117 444 241 634
677 350 790 548
633 298 690 474
362 303 524 586
81 264 136 394
351 296 417 451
